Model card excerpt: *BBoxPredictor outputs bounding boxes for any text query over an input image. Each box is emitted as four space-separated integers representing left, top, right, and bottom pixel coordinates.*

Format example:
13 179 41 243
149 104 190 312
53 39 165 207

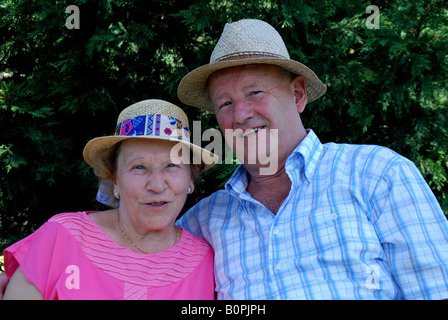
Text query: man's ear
291 75 307 113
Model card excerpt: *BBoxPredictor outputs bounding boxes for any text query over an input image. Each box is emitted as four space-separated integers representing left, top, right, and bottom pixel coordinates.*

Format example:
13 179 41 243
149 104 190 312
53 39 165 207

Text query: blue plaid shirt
177 129 448 299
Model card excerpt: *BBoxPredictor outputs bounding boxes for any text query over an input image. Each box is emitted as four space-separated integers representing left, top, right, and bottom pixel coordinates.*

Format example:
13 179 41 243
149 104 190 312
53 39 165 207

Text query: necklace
116 211 180 254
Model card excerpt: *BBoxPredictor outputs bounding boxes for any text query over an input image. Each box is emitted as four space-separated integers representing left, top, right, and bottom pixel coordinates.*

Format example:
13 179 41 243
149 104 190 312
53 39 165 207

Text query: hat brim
83 135 219 172
177 57 327 112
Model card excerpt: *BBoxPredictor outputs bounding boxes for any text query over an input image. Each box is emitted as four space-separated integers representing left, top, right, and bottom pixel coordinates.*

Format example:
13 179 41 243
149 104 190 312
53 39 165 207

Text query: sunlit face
113 139 194 232
208 64 307 170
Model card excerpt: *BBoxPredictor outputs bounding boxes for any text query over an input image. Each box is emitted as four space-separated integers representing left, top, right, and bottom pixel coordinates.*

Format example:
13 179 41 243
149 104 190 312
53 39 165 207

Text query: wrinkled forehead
116 138 196 168
117 139 182 160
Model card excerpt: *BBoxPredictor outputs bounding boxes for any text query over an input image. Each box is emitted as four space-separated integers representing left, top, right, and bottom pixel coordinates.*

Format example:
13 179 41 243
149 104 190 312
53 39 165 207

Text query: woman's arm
3 267 43 300
0 272 9 299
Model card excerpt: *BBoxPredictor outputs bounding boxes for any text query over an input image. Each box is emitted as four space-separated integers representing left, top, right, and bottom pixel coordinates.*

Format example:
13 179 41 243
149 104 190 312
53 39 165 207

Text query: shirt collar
287 129 323 184
225 129 324 196
224 163 249 198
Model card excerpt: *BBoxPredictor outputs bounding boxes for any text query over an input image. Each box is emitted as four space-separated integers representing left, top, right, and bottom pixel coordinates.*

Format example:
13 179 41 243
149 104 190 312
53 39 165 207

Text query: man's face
207 64 307 173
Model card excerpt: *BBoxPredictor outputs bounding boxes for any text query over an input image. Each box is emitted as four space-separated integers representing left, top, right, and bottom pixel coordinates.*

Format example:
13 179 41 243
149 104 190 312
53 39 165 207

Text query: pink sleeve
4 222 70 298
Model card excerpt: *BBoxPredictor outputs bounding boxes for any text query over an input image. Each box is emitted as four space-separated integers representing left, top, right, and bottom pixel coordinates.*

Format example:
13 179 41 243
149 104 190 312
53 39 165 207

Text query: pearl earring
187 186 192 194
114 191 120 200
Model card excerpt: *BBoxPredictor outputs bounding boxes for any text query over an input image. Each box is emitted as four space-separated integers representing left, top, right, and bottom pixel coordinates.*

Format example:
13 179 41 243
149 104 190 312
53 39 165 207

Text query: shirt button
273 228 279 235
331 214 338 220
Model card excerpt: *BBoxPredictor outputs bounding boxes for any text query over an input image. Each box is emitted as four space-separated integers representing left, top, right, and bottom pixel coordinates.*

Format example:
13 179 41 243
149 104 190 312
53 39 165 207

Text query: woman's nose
146 170 167 193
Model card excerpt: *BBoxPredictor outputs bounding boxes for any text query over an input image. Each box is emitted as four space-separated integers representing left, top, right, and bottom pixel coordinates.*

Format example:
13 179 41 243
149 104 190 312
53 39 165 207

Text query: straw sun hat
177 19 327 112
83 99 218 173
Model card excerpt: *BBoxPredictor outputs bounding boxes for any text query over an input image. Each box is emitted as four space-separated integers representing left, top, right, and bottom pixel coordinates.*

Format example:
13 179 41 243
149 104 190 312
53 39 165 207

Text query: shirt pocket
308 199 384 280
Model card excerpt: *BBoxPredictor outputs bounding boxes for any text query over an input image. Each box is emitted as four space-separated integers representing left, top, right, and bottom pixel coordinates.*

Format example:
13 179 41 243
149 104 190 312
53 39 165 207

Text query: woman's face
113 139 194 234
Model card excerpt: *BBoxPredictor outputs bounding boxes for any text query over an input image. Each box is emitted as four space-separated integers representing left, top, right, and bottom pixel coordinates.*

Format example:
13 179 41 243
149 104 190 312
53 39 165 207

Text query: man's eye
220 101 232 109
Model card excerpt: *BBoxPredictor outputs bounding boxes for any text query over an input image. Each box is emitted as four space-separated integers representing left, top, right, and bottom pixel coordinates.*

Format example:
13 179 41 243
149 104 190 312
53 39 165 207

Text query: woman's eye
250 91 262 96
133 165 145 170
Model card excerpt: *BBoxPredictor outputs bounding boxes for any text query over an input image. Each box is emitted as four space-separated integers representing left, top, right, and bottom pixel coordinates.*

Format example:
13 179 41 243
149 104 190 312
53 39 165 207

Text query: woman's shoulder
48 211 111 228
47 211 111 241
49 211 91 223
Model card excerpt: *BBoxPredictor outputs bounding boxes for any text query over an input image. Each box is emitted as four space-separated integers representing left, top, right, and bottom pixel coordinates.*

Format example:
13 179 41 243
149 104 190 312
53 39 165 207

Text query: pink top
4 211 215 300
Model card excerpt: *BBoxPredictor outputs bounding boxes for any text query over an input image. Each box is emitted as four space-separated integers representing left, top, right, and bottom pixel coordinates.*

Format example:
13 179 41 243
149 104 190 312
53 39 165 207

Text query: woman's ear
111 173 119 197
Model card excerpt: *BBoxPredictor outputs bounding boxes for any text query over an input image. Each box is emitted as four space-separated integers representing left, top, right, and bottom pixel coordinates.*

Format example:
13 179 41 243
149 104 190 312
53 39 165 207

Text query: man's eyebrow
242 82 260 91
211 91 229 102
210 79 264 102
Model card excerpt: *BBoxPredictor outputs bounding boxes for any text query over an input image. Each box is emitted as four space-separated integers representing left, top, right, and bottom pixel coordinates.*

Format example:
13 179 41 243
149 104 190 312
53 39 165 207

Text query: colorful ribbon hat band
114 114 190 141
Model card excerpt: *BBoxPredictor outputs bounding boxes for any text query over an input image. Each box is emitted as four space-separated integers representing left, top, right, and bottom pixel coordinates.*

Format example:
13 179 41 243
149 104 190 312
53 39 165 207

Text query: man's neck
246 165 291 215
243 129 308 214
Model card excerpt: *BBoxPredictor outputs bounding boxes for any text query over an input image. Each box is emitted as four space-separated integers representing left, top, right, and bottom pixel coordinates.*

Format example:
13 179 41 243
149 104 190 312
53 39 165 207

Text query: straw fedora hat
177 19 327 112
83 99 218 171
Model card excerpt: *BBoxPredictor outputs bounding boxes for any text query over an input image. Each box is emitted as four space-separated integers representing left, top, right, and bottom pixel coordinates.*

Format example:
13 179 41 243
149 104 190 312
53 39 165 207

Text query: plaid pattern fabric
177 129 448 300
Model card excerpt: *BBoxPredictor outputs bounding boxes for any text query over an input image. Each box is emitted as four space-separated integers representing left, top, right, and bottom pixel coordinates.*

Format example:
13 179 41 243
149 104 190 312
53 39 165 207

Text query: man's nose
233 99 255 125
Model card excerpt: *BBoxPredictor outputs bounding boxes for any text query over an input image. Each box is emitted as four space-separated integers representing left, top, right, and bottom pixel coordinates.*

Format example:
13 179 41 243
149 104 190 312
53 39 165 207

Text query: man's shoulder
190 189 232 212
323 141 403 164
177 189 234 238
319 141 412 181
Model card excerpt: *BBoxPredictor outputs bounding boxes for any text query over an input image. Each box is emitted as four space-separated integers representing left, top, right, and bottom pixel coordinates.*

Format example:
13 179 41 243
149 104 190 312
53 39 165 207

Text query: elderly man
176 19 448 300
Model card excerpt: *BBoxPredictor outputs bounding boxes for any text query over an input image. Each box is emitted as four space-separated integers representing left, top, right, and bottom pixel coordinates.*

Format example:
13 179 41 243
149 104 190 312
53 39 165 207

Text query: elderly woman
3 99 218 300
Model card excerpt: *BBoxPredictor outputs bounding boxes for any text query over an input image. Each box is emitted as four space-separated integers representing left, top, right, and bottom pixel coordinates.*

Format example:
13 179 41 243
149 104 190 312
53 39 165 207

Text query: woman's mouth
144 201 169 208
148 202 166 206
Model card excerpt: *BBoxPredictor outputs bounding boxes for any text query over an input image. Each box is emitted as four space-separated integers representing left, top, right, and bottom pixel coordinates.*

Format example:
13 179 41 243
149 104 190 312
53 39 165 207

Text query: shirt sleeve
4 221 71 298
371 157 448 299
